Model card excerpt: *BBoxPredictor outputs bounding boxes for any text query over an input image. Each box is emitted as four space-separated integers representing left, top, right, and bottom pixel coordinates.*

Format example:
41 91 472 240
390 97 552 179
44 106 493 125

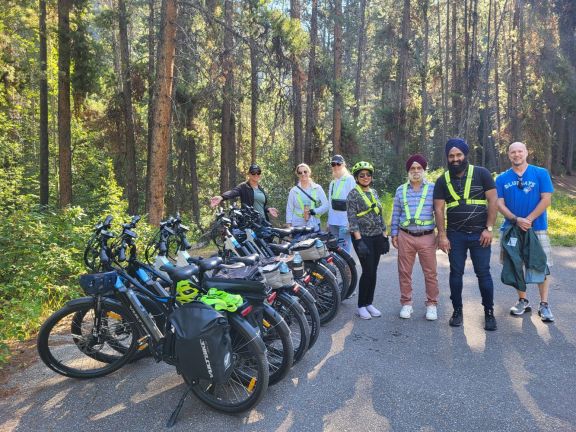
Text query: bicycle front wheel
37 298 139 379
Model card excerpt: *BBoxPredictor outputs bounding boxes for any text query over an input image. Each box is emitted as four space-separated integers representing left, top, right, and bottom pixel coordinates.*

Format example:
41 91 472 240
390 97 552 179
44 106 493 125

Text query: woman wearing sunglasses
327 154 356 253
347 161 389 320
286 163 328 231
210 163 279 220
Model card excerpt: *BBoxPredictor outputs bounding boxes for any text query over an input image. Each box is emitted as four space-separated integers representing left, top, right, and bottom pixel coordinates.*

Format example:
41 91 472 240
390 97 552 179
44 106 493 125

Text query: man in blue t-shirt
495 142 555 322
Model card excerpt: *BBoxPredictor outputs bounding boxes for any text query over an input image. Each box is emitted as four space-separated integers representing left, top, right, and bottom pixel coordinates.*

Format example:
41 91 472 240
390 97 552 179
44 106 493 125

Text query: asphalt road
2 243 575 432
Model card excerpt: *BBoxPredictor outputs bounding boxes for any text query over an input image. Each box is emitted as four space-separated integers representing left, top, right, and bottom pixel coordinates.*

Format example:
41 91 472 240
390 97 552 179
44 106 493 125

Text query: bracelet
511 216 517 224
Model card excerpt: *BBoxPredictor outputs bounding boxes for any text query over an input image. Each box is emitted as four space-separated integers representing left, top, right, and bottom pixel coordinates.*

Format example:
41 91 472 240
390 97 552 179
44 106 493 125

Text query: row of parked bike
36 205 358 423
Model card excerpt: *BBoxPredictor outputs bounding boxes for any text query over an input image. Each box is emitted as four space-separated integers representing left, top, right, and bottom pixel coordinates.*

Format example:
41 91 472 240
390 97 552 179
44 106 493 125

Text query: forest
0 0 575 358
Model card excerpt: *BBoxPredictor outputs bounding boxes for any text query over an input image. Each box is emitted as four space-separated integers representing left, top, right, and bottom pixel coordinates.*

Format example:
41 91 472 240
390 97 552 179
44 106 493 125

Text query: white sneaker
357 307 371 320
399 305 413 319
366 305 382 317
426 305 438 321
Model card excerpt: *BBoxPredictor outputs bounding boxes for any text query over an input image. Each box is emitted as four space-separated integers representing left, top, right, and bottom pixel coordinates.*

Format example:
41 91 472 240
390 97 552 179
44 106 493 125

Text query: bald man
495 142 555 322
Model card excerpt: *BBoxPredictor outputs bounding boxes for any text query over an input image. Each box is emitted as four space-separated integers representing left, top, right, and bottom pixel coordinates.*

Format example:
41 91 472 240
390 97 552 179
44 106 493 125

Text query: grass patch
548 192 576 246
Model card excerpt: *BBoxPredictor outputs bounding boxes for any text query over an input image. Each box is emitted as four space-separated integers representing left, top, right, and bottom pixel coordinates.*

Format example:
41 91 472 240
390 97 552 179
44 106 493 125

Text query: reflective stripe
400 183 434 227
355 185 381 217
444 165 487 209
295 188 318 217
331 175 350 199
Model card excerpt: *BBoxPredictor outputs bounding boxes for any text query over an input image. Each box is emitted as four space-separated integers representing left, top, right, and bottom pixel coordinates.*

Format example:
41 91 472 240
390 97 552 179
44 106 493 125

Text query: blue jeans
447 230 494 310
328 224 352 254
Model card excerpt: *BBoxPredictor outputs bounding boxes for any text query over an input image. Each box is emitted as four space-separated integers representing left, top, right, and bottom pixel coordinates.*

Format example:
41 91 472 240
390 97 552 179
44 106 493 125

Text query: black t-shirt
433 165 495 233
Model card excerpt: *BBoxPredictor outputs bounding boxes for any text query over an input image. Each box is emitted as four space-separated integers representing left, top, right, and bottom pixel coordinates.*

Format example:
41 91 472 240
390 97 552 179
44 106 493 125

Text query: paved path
2 244 575 432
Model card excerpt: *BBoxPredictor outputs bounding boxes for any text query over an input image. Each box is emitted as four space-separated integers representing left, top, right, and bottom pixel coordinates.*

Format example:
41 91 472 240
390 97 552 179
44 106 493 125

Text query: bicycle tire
333 248 358 299
190 314 269 413
305 262 341 325
322 254 351 300
262 304 294 385
292 285 321 350
37 298 139 379
274 293 310 364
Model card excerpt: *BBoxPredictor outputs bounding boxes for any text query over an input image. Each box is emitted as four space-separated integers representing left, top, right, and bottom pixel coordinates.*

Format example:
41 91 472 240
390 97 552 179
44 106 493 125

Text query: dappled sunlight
533 317 552 343
463 315 486 353
322 375 390 431
129 371 182 404
275 410 294 432
503 350 573 430
245 407 264 424
42 388 71 412
307 321 353 381
89 403 127 421
0 403 33 432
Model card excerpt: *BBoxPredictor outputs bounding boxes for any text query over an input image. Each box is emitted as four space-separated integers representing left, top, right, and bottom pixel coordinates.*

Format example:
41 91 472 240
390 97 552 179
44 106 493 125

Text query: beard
448 158 469 176
408 172 423 182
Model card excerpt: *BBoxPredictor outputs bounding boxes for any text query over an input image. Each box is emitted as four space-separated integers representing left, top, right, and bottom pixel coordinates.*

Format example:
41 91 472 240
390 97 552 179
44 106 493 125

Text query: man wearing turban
390 154 439 321
433 138 499 331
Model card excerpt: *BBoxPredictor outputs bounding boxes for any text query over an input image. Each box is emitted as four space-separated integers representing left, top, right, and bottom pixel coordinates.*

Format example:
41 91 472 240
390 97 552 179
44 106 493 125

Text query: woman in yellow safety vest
346 161 389 320
286 163 329 231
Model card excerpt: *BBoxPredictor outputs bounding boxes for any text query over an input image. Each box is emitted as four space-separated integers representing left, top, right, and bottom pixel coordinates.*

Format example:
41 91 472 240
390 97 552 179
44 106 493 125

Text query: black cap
331 154 345 164
248 163 261 174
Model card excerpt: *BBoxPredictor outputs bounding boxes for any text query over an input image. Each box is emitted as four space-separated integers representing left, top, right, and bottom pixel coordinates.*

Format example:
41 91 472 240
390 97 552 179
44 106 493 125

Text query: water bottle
279 261 289 274
292 251 304 278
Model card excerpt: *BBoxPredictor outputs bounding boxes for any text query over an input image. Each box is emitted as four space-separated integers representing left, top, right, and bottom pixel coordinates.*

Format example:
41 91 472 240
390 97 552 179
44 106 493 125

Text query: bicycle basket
79 271 118 296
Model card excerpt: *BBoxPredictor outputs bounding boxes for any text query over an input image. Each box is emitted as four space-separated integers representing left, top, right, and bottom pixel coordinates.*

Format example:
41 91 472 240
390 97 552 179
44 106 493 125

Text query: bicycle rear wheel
333 248 358 299
305 262 341 325
37 298 139 379
262 305 294 385
273 293 310 363
190 315 269 413
293 285 321 350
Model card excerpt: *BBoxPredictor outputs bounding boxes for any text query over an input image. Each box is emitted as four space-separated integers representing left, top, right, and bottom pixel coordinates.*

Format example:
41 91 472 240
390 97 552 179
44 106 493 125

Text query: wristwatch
486 226 493 232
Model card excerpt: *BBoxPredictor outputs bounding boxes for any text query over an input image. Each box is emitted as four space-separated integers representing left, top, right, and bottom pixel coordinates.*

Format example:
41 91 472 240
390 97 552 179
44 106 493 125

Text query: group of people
210 137 555 331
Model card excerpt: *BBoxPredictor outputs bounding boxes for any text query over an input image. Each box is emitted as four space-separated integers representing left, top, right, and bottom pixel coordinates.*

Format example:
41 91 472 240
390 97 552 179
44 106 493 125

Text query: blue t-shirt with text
495 165 553 231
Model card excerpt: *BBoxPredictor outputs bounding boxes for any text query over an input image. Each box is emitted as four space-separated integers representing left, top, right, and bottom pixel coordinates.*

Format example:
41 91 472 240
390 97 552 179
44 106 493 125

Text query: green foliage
548 192 576 246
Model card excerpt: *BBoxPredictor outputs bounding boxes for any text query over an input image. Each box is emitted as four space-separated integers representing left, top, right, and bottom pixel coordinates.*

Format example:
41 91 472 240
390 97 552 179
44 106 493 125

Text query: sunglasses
249 171 262 176
358 172 372 179
517 177 523 190
331 162 342 167
297 170 309 175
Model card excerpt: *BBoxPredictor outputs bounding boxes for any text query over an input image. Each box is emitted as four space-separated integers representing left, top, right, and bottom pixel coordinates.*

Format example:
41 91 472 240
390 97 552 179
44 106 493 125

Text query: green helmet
351 161 374 177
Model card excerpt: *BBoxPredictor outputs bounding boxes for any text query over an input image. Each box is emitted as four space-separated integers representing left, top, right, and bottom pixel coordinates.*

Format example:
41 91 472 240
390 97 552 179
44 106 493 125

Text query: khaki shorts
500 230 553 268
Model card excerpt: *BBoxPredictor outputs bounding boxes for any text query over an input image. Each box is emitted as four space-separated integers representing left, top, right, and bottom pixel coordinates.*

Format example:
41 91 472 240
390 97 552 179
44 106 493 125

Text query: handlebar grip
182 237 191 250
103 215 113 228
131 215 141 226
118 246 126 262
99 249 110 264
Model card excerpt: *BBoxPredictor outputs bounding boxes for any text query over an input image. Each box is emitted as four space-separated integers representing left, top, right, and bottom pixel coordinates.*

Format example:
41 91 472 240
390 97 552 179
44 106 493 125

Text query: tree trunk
146 0 177 225
304 0 318 162
332 0 343 155
58 0 72 207
493 0 502 168
39 0 49 207
420 0 429 151
119 0 139 214
392 0 411 163
146 0 155 209
434 0 447 167
353 0 368 123
291 0 304 165
250 39 257 164
220 0 235 191
509 0 520 140
451 1 460 136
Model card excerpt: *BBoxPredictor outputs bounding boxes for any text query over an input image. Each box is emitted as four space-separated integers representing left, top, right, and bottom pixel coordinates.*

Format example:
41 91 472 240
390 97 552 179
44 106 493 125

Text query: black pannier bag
331 199 347 211
169 302 233 384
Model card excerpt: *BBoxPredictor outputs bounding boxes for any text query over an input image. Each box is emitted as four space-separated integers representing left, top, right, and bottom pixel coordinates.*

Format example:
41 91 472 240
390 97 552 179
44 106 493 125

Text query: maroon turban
406 154 428 172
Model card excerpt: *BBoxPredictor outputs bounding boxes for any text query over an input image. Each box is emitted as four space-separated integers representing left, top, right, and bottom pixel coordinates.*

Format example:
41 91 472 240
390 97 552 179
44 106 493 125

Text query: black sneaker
449 307 463 327
484 309 497 331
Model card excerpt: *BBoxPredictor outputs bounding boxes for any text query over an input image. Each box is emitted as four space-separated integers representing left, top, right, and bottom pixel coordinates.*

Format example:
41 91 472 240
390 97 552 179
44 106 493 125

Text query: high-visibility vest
444 164 487 209
355 185 381 217
330 175 351 200
295 188 318 217
400 182 435 227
